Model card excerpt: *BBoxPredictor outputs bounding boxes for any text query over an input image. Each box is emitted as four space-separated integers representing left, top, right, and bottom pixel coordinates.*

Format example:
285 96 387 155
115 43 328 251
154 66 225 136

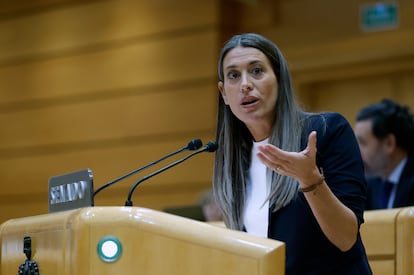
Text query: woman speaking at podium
212 33 372 274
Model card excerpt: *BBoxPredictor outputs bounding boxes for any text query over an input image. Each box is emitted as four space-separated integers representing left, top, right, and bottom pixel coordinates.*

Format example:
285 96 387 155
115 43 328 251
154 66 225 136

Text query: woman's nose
241 73 252 93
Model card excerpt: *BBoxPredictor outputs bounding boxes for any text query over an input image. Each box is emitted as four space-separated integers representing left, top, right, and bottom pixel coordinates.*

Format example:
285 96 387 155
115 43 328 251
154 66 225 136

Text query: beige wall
0 0 220 223
1 0 414 224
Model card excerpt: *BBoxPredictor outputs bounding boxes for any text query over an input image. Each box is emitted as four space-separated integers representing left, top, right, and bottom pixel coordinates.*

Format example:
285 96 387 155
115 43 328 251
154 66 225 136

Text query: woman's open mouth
241 97 258 106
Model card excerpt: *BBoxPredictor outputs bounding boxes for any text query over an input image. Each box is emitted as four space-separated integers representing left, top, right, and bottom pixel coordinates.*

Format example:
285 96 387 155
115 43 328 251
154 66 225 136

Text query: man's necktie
380 180 394 209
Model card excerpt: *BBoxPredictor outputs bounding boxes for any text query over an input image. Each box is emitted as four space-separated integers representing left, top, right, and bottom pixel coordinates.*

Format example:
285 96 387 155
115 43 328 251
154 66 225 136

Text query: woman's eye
227 71 239 79
252 67 263 75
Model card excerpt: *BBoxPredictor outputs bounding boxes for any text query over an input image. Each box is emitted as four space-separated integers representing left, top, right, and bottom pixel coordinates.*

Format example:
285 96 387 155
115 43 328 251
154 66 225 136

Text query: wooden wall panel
0 137 216 196
0 83 216 147
0 31 217 103
0 181 214 224
0 0 85 17
307 76 395 124
297 68 414 126
396 71 414 107
235 0 414 49
0 138 216 222
0 0 220 224
0 0 218 64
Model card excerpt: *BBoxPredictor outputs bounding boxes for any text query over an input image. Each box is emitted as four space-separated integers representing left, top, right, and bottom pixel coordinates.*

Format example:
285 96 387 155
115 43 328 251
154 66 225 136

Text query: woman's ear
218 81 228 105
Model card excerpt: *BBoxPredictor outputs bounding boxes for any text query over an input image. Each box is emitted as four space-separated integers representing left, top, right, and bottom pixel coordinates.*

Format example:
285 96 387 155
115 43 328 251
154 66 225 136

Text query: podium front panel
0 206 285 275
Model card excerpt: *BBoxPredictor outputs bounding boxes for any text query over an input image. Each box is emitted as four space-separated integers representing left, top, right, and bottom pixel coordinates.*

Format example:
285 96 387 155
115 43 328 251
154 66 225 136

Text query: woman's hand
256 131 322 188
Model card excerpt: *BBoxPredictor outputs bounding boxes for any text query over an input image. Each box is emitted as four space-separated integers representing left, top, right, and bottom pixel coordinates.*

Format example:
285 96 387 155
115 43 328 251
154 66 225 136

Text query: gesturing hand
257 131 322 187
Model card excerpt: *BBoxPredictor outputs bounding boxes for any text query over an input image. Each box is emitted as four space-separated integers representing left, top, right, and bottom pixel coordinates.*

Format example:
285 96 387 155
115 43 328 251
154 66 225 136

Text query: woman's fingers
256 131 319 178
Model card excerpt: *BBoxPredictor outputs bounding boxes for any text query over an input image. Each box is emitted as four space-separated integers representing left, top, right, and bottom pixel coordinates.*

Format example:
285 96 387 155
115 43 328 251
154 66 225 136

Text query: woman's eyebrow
224 59 262 70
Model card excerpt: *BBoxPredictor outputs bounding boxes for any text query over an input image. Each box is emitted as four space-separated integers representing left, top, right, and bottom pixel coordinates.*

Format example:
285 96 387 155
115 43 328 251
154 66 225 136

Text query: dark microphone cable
93 139 203 198
124 141 218 206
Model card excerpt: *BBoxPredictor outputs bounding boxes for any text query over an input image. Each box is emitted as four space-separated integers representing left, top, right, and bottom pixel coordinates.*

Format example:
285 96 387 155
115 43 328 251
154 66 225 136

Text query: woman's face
218 46 278 140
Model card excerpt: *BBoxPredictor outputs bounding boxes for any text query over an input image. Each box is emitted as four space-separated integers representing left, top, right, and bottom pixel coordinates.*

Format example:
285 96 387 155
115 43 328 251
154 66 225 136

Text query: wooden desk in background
361 207 414 275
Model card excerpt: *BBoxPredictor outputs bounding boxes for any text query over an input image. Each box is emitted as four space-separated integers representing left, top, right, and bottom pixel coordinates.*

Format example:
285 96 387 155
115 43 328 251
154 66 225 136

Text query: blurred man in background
355 98 414 210
199 189 223 222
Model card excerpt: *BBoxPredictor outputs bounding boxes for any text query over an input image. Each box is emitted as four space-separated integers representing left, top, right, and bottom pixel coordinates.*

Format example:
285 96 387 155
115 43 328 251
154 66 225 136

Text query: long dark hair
213 33 305 230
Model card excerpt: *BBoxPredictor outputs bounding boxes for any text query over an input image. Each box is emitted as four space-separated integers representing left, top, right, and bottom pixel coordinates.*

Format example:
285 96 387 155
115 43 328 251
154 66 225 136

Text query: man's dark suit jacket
365 156 414 210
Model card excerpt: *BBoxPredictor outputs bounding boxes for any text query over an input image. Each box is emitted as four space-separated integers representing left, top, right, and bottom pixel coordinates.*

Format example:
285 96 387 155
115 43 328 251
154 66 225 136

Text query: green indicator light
97 236 122 263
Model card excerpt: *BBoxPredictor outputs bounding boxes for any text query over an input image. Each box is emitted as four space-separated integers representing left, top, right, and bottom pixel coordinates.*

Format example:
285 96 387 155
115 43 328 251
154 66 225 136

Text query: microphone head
204 141 218 152
187 139 203 150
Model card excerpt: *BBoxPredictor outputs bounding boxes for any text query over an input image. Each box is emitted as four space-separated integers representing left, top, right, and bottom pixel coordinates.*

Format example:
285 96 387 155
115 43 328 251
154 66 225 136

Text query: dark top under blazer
267 113 372 275
365 156 414 210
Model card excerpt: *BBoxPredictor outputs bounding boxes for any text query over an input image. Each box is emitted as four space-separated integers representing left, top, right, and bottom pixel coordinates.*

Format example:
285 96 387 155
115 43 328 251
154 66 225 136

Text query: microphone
124 141 218 206
93 139 203 197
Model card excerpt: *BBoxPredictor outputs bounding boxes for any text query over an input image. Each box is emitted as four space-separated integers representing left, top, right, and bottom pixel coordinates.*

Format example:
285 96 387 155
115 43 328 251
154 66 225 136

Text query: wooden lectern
0 207 285 275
